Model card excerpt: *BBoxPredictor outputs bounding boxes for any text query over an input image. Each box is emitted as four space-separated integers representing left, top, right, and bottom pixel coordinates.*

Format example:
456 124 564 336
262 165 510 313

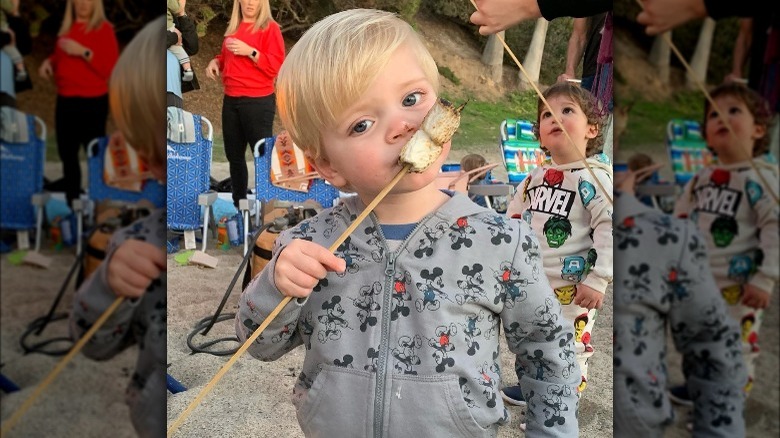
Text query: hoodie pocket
296 365 374 437
386 374 495 438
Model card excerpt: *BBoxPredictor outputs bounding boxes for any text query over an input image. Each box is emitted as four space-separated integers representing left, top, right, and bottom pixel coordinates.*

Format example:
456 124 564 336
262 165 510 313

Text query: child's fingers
301 244 346 273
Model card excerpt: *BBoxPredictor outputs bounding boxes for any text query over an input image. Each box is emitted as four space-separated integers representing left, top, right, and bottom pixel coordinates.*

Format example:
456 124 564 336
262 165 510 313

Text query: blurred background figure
37 0 118 206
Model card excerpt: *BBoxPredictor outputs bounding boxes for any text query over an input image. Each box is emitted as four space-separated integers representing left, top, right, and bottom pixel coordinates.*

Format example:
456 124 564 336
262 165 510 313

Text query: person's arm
175 13 199 56
471 0 611 35
580 168 613 294
80 22 120 81
502 219 580 436
166 29 178 48
724 19 753 83
235 233 307 361
558 17 587 83
669 222 746 436
637 0 769 35
248 22 285 78
747 168 779 293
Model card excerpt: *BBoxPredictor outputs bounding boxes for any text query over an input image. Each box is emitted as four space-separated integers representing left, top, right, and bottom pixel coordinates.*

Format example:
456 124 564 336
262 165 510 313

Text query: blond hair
225 0 273 35
109 15 166 168
58 0 108 36
276 9 440 159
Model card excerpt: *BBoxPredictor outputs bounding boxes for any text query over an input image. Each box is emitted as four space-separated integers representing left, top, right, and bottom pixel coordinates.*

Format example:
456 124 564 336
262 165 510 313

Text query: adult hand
178 0 187 15
557 72 576 83
225 37 253 57
38 58 53 80
107 240 167 299
636 0 708 35
58 37 88 56
206 58 220 80
742 284 770 309
469 0 542 35
172 26 182 45
274 239 346 299
573 283 604 310
723 72 748 84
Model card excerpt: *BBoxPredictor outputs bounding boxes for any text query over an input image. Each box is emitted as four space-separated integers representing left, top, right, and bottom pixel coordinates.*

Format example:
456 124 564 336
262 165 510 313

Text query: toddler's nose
389 120 416 143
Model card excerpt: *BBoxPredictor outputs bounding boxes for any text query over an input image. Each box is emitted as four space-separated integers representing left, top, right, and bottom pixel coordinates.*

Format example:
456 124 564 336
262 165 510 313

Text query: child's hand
742 284 771 309
107 240 166 299
274 239 346 299
574 284 604 310
205 58 220 80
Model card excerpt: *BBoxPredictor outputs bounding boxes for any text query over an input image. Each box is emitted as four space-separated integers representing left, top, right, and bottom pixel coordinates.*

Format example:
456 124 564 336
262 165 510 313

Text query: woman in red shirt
205 0 284 207
38 0 119 206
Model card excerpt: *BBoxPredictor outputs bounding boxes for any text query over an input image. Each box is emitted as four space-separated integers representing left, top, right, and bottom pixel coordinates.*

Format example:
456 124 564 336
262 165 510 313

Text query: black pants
222 94 275 205
55 94 109 205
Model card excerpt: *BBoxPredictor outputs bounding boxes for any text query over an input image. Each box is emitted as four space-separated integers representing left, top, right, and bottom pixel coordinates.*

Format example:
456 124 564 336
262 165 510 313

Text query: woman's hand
38 58 53 80
59 37 88 57
225 37 253 57
206 58 220 80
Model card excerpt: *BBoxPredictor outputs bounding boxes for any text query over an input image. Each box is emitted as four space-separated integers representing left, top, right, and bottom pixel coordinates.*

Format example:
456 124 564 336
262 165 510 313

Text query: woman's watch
83 49 92 60
251 49 258 59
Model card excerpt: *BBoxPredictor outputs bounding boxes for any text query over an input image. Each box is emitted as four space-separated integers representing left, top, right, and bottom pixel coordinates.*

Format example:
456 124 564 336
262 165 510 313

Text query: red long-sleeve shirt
50 20 119 97
215 20 285 97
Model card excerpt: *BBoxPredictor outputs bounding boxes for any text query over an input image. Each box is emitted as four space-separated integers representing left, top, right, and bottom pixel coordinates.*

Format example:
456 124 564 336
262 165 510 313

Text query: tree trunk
481 31 505 84
649 32 671 85
687 18 716 89
519 18 548 91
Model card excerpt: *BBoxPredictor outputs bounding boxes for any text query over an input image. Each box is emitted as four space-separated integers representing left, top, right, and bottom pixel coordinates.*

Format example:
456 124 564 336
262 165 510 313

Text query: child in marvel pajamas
673 83 779 399
505 82 613 402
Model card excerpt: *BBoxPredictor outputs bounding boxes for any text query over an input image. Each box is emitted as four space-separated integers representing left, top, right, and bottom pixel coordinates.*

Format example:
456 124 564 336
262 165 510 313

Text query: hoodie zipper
371 213 436 438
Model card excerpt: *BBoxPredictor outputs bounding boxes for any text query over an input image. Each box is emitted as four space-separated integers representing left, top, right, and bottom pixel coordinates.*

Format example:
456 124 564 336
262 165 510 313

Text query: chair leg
201 206 211 252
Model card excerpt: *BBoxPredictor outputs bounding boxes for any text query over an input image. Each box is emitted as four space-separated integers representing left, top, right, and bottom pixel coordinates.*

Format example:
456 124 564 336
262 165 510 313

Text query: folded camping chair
0 106 47 252
247 136 341 252
77 136 166 253
666 119 714 187
166 108 217 251
499 118 546 185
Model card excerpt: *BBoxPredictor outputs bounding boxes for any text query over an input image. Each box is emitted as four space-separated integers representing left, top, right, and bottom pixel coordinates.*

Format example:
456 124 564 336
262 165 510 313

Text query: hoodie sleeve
580 167 613 293
668 222 747 436
236 229 306 361
501 219 580 437
747 168 779 292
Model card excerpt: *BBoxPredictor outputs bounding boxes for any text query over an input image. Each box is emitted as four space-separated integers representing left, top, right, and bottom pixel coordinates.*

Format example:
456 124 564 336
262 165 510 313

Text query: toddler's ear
586 122 599 139
751 123 767 141
310 154 348 190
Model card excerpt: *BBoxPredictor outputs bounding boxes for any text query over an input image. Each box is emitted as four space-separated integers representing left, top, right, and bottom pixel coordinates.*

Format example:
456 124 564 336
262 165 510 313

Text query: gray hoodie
70 208 166 438
237 193 580 437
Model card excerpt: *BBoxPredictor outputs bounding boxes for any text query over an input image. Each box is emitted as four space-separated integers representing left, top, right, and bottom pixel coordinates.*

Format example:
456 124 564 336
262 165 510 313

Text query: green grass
621 90 704 151
443 90 539 150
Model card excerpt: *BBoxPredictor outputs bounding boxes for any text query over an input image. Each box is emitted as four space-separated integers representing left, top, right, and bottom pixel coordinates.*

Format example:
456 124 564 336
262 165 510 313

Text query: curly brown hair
532 82 607 158
704 83 774 158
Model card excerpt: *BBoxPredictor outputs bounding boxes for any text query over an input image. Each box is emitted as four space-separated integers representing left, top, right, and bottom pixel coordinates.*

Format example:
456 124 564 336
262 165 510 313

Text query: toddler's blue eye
403 92 422 107
352 120 373 134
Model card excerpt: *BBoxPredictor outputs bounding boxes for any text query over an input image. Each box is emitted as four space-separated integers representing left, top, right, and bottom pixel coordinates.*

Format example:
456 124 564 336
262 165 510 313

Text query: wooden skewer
167 164 413 436
469 0 614 206
1 297 126 435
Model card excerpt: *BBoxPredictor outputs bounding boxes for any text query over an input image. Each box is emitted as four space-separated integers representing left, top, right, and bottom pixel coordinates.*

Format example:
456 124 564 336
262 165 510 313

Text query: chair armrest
198 191 218 206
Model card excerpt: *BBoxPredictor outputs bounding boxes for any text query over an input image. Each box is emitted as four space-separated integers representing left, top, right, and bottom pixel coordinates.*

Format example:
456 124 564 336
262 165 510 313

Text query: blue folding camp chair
666 119 714 187
499 118 545 185
245 136 342 252
76 136 166 252
0 107 47 252
166 108 216 251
